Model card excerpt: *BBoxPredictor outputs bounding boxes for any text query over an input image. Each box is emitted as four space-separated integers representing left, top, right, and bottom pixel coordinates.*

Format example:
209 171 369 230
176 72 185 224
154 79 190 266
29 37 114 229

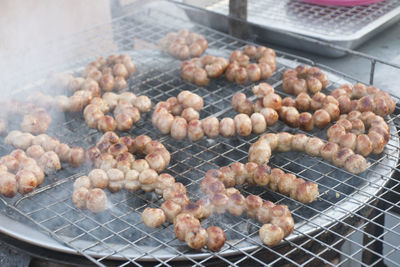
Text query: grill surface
1 3 400 266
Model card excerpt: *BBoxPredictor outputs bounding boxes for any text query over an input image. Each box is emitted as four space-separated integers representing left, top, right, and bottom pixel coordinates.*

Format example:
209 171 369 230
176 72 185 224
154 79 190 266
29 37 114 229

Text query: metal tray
180 0 400 57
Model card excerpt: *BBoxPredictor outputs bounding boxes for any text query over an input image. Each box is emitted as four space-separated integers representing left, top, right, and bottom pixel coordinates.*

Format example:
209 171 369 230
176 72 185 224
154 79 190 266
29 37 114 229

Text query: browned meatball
86 188 107 213
171 117 188 140
187 120 204 141
258 223 284 247
202 117 220 139
38 151 61 174
97 115 116 132
234 114 252 136
305 137 325 157
15 170 37 194
219 118 235 138
0 172 17 198
142 208 166 228
69 147 85 167
332 148 354 167
206 226 226 251
313 109 331 129
299 112 314 132
291 133 309 152
344 154 369 174
72 187 89 209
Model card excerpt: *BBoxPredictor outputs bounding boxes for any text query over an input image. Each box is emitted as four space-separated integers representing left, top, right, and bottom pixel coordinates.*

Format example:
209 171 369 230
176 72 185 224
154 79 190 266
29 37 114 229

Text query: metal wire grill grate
204 0 400 39
0 3 400 266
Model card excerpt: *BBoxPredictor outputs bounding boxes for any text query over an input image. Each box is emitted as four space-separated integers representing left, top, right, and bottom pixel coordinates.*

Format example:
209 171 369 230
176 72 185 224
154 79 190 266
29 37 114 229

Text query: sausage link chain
5 131 84 171
249 132 369 174
331 83 396 117
226 45 277 84
181 55 229 86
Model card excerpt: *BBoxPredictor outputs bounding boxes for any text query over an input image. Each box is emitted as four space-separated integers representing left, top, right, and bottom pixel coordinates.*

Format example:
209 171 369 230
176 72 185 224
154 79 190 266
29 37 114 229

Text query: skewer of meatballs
326 110 390 157
249 132 369 174
201 162 319 204
73 131 173 212
152 90 278 141
142 169 295 250
5 131 85 173
84 91 151 132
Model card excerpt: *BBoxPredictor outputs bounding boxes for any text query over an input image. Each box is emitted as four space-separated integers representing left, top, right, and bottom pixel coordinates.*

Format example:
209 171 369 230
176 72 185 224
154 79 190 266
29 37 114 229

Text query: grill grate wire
0 3 399 266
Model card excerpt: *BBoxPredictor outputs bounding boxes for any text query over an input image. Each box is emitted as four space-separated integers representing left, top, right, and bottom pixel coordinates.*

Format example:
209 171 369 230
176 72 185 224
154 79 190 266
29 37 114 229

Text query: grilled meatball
69 147 85 167
202 117 220 139
206 226 226 251
0 172 17 198
305 137 325 157
219 117 235 138
73 175 91 190
161 200 182 223
188 120 204 141
344 154 369 174
133 95 152 113
88 169 109 189
38 151 61 174
185 226 207 249
86 188 107 213
251 113 267 134
15 170 37 194
97 115 116 132
131 159 150 173
234 114 252 136
171 117 188 140
142 208 166 228
291 133 309 152
107 168 125 192
259 224 284 246
181 107 199 122
72 187 89 209
27 145 45 160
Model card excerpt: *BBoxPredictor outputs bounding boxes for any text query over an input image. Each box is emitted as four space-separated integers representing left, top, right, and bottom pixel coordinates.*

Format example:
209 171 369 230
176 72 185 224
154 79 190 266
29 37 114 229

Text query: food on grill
0 150 44 197
72 187 89 209
86 188 107 213
283 65 329 95
249 132 369 174
107 168 125 192
7 131 85 169
159 30 208 60
38 151 61 175
84 91 150 132
142 207 166 228
15 169 37 194
202 117 220 138
181 55 229 86
277 92 341 131
227 45 276 84
326 111 390 156
219 117 235 138
330 83 395 116
234 114 252 136
73 175 91 190
203 162 318 204
181 107 199 122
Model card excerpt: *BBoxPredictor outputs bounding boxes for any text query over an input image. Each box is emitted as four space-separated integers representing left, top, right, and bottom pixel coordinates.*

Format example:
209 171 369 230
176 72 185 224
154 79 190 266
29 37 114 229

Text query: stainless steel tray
0 48 398 262
180 0 400 57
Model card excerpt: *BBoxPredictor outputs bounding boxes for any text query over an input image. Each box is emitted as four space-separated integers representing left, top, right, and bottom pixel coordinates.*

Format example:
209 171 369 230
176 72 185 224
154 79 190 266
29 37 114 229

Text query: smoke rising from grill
0 0 112 99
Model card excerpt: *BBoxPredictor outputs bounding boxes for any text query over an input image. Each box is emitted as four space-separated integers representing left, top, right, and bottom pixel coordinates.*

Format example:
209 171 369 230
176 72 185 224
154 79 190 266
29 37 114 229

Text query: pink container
302 0 384 6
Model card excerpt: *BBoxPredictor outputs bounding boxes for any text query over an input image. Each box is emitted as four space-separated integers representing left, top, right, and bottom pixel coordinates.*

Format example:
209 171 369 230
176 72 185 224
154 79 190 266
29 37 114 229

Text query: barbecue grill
1 1 400 266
